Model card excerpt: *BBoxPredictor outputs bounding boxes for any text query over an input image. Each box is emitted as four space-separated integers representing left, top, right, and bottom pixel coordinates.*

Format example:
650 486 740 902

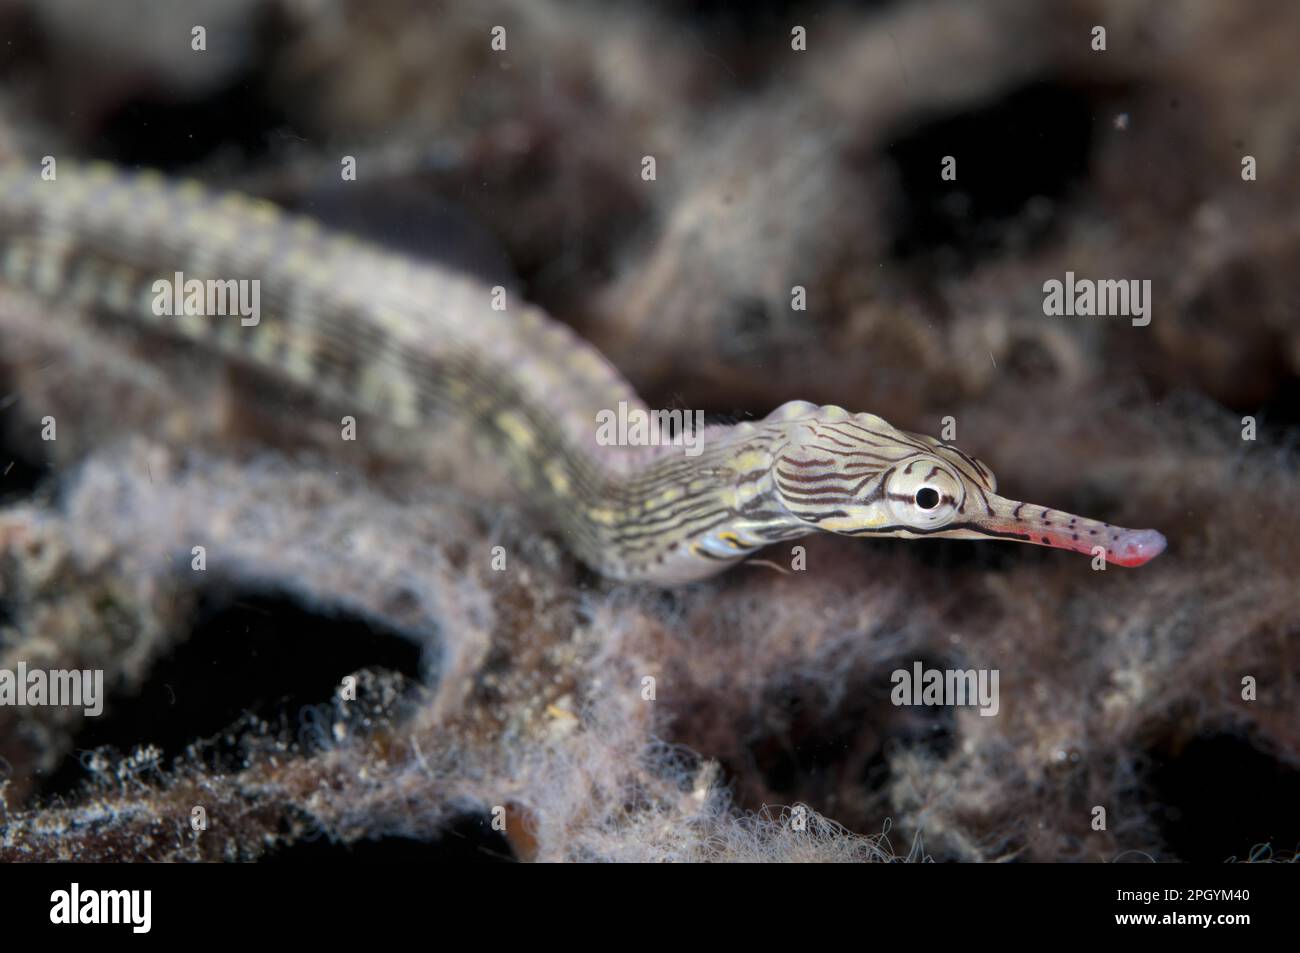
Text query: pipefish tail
0 161 1166 583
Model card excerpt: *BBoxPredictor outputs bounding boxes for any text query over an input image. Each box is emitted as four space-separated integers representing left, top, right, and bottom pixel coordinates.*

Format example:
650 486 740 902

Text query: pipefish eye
883 458 961 527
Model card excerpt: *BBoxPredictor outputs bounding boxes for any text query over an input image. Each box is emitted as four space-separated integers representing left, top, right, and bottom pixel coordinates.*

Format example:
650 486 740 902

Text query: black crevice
263 816 516 864
1146 729 1300 862
38 590 425 799
883 81 1100 271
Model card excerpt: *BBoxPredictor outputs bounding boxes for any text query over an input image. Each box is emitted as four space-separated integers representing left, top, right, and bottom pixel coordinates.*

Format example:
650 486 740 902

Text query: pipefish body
0 162 1166 583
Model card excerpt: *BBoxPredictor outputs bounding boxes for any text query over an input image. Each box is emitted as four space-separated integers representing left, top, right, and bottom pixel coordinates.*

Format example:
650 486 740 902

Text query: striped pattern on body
0 162 1166 582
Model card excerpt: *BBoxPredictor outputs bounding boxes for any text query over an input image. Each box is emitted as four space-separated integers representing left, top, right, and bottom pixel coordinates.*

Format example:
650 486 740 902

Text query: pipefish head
770 408 1166 567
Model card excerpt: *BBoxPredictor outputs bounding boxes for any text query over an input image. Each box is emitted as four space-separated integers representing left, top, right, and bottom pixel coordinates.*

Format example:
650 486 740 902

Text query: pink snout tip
1108 528 1167 567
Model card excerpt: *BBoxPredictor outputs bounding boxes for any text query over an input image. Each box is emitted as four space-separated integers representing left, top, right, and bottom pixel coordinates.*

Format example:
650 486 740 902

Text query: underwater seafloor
1 0 1298 861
